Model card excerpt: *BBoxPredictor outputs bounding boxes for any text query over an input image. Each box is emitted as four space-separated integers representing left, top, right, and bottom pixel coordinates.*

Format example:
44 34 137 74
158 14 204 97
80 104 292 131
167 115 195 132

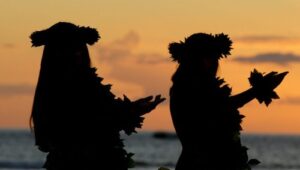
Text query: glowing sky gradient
0 1 300 134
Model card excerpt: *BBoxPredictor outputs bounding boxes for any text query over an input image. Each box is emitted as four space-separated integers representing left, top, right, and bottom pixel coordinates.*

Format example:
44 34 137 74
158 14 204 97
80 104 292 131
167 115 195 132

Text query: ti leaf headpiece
30 22 100 47
168 33 232 63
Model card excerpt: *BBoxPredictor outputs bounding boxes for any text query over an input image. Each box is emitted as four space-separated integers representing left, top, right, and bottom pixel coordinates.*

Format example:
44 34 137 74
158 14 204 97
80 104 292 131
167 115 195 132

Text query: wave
0 161 43 169
0 160 173 169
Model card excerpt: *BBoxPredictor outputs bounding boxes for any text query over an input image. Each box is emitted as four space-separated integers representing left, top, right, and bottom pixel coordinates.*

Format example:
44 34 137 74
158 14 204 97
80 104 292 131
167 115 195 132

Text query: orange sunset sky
0 1 300 134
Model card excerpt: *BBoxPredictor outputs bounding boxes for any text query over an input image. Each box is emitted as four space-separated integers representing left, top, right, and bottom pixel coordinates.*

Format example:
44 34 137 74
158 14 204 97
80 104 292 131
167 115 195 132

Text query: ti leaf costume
170 70 257 170
169 33 274 170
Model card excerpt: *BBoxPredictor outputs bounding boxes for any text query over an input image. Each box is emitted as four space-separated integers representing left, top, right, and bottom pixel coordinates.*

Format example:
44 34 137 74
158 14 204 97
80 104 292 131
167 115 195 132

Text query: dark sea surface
0 129 300 170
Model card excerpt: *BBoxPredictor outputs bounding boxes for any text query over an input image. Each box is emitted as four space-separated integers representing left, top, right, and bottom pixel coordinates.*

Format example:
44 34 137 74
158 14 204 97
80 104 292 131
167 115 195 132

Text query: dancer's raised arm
229 87 256 109
230 69 288 108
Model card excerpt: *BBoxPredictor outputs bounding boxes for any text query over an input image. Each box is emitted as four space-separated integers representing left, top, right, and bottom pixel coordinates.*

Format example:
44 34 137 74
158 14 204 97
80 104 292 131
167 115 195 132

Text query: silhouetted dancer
30 22 165 170
169 33 287 170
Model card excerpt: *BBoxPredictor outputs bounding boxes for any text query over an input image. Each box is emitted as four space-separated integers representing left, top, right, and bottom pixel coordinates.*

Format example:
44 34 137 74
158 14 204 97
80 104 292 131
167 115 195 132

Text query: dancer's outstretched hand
132 95 166 115
121 95 165 135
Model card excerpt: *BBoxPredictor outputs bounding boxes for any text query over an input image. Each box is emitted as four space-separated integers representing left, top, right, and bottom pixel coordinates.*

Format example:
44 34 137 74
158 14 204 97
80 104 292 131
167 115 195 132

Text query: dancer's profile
169 33 287 170
30 22 165 170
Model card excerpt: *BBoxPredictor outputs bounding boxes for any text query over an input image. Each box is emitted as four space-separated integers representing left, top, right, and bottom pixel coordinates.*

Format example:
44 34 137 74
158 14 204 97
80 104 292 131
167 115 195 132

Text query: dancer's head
169 33 232 76
30 22 100 73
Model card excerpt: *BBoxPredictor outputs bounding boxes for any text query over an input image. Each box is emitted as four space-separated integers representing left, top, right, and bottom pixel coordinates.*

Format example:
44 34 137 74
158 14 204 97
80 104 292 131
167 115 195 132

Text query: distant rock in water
152 131 177 139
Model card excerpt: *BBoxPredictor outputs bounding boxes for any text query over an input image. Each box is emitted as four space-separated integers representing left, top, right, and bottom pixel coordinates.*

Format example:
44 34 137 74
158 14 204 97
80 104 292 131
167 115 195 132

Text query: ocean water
0 130 300 170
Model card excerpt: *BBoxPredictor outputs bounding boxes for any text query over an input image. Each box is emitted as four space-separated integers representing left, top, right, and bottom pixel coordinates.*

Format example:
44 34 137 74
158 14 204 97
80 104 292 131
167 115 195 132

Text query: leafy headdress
30 22 100 47
168 33 232 63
